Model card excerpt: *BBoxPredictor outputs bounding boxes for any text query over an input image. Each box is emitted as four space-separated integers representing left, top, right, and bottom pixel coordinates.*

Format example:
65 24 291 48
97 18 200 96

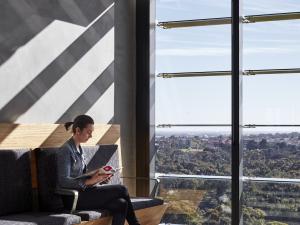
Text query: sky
155 0 300 133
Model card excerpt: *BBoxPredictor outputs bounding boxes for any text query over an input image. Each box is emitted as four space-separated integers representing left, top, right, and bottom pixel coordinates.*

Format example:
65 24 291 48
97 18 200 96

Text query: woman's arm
85 172 112 186
57 145 111 189
57 146 87 189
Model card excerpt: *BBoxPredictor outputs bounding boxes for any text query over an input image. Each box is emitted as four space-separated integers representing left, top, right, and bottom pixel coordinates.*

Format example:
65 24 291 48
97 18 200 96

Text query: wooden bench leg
77 217 112 225
128 204 168 225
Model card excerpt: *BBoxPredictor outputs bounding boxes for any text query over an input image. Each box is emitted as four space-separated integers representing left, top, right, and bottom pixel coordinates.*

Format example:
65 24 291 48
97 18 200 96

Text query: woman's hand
85 171 111 186
100 174 113 184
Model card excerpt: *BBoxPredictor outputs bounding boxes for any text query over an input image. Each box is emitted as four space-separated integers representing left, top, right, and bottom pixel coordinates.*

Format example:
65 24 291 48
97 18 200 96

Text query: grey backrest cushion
0 149 32 216
36 145 119 211
82 145 120 185
0 212 81 225
36 148 64 211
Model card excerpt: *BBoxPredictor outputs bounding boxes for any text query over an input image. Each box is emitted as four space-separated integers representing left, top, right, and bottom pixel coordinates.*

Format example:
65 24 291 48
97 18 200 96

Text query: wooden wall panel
0 123 120 149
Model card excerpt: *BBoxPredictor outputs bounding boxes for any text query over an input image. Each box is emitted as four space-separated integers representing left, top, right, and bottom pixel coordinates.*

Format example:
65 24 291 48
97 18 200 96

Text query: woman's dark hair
64 115 94 133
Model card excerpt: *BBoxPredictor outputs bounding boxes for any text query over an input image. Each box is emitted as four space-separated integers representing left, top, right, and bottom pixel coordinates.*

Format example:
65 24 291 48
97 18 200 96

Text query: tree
246 140 258 150
266 222 288 225
259 139 268 149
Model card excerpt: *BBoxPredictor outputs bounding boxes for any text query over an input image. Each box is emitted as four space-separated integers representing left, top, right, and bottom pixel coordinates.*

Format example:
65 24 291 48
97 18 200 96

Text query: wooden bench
0 123 167 225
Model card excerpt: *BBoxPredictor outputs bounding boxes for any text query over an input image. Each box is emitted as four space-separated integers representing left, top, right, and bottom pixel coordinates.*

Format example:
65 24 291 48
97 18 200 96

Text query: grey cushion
83 145 120 185
0 149 32 216
131 198 164 210
0 212 81 225
74 209 109 221
74 198 164 221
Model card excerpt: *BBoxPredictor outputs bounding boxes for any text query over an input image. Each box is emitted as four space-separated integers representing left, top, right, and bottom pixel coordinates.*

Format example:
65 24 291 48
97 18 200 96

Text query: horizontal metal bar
157 12 300 29
155 173 300 184
158 71 231 78
244 68 300 76
244 11 300 23
157 124 230 127
155 173 231 180
244 124 300 128
157 68 300 78
157 17 231 29
244 176 300 184
157 124 300 128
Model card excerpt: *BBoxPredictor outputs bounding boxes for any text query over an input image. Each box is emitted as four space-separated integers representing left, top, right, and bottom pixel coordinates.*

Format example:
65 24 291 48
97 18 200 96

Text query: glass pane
156 27 231 73
156 1 233 224
243 127 300 179
156 1 231 124
156 77 231 124
156 127 231 176
244 21 300 69
244 0 300 15
243 181 300 225
243 74 300 125
156 0 231 21
157 0 300 22
158 177 231 225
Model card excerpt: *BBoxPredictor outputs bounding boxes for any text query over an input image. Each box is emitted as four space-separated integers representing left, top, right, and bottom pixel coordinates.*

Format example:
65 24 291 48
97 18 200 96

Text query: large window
155 1 300 224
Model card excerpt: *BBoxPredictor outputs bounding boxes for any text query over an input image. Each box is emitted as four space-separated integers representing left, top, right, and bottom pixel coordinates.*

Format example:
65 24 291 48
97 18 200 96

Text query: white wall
0 0 115 124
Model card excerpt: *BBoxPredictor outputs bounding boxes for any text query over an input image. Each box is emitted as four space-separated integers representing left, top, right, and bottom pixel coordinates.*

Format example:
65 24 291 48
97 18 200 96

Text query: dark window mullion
232 0 243 224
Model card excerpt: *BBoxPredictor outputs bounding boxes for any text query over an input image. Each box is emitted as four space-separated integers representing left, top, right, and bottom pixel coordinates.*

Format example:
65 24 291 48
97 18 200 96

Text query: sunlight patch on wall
0 19 85 109
16 28 114 123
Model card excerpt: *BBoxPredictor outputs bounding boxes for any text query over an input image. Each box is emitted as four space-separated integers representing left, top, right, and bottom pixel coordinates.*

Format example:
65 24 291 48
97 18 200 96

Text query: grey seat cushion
74 198 164 221
0 149 32 216
131 197 164 210
0 212 81 225
75 209 109 221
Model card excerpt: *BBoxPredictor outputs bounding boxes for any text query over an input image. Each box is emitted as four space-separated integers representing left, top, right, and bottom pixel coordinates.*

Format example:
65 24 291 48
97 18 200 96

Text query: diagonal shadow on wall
56 61 114 123
0 6 114 123
36 0 114 27
0 124 19 145
0 0 114 65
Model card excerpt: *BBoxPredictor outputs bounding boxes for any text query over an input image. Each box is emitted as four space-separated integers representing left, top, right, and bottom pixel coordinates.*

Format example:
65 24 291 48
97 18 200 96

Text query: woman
57 115 140 225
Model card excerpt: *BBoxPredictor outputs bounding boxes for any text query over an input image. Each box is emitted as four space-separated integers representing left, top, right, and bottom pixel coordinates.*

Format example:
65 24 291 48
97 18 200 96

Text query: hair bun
64 122 74 131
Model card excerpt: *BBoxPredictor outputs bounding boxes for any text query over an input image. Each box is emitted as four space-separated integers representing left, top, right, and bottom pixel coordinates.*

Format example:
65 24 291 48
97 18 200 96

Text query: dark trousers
77 184 140 225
